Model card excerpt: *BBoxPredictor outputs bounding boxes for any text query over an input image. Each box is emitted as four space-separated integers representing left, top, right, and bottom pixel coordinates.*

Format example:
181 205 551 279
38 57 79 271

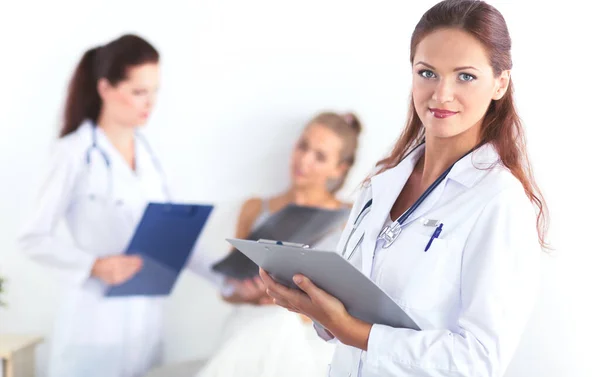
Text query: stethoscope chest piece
378 222 403 249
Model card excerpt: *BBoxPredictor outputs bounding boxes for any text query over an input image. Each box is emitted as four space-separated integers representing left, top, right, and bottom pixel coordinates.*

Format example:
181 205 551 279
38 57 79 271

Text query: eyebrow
415 61 480 72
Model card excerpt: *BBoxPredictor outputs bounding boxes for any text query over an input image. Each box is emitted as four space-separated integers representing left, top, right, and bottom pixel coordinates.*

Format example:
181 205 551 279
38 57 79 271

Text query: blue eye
458 73 476 82
418 70 437 79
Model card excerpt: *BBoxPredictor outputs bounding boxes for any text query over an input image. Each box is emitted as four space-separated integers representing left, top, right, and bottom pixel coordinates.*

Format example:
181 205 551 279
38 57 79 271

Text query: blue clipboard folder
105 202 214 297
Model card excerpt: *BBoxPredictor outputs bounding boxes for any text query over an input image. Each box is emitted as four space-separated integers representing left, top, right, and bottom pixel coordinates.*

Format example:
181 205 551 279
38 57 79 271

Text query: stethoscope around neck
341 141 479 259
84 124 172 205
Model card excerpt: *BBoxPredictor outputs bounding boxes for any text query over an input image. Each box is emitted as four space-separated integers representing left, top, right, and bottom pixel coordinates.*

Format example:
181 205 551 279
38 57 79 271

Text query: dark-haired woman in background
17 34 227 377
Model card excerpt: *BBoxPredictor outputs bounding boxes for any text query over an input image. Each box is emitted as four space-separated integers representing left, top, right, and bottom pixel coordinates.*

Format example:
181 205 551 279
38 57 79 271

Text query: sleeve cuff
363 324 389 372
71 253 97 287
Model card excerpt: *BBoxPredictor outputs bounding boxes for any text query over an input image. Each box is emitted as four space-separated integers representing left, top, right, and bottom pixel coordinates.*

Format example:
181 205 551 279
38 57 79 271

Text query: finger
113 270 129 285
105 273 117 285
258 268 276 287
120 265 140 282
119 256 142 274
292 275 326 301
234 281 255 299
127 255 143 266
243 279 259 294
259 268 288 291
286 302 302 313
243 279 255 290
229 279 245 292
253 276 266 291
130 260 143 273
258 296 275 305
265 288 288 302
266 288 304 313
259 269 294 297
259 269 310 308
272 298 295 311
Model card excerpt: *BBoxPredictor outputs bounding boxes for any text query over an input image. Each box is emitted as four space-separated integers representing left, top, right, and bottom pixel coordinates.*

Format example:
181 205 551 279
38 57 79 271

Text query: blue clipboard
105 202 214 297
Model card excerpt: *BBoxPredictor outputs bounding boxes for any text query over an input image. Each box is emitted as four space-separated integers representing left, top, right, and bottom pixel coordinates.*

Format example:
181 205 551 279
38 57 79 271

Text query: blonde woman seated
198 111 363 377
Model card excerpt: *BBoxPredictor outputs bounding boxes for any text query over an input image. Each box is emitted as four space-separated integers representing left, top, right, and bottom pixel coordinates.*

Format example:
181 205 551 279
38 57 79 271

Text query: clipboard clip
155 203 198 216
257 239 310 249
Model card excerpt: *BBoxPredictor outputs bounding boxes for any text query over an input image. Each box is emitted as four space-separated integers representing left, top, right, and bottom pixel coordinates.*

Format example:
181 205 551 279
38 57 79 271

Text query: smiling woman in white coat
260 1 550 376
17 34 225 377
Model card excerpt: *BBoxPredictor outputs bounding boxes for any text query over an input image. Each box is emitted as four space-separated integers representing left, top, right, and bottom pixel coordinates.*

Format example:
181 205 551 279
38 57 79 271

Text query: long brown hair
376 0 549 248
60 34 159 137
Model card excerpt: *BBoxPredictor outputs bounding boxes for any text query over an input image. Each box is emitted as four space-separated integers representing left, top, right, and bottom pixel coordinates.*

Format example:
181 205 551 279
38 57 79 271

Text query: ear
492 70 511 100
97 78 112 101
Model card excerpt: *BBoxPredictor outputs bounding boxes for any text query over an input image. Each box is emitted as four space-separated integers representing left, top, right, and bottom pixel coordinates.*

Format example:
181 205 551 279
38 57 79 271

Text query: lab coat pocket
379 229 461 312
71 190 133 254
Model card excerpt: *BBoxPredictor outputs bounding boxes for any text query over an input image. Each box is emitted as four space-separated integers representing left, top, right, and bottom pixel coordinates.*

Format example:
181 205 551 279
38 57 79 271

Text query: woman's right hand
91 255 143 285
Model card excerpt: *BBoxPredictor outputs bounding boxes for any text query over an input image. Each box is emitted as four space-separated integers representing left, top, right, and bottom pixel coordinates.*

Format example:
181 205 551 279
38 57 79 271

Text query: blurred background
0 0 598 376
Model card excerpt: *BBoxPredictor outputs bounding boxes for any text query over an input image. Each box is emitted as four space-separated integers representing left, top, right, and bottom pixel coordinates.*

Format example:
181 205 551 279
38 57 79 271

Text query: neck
96 112 135 150
420 131 480 188
286 186 333 207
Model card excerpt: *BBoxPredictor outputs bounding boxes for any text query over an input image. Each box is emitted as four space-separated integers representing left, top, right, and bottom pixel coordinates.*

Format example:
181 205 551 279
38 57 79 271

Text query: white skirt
197 305 335 377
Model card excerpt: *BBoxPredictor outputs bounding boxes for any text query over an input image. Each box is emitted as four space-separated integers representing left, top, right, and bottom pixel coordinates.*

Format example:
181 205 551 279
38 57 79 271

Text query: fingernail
293 276 303 284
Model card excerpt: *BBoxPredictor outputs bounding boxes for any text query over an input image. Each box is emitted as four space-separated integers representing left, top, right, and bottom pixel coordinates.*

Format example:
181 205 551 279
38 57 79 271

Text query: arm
262 186 541 376
186 198 267 302
17 143 96 285
220 197 267 303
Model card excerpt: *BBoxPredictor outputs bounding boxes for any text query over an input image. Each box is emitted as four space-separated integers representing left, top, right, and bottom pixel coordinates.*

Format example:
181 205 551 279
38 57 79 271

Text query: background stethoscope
85 124 172 205
341 141 479 259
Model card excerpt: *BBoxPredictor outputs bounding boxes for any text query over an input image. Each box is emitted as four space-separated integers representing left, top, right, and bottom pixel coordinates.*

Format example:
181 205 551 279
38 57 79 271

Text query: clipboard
211 204 350 279
105 202 214 297
226 238 420 330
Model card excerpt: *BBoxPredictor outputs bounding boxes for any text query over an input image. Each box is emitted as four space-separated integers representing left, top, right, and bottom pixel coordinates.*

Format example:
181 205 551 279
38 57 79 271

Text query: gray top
251 198 345 250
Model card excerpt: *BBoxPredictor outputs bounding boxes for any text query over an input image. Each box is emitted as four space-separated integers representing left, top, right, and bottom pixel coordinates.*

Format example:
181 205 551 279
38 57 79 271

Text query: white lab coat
320 143 541 377
17 121 224 377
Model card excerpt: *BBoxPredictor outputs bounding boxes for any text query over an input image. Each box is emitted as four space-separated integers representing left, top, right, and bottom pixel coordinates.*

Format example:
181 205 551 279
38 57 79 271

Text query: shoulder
478 165 530 204
46 127 90 171
238 197 265 221
55 121 91 155
471 166 537 231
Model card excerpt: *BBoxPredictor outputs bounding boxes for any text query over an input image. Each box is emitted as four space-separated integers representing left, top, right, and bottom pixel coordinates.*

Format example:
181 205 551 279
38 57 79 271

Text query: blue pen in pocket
424 223 443 252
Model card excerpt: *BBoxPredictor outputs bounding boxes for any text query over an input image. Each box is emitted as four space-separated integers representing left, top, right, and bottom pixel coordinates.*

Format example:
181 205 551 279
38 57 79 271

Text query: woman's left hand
259 268 372 350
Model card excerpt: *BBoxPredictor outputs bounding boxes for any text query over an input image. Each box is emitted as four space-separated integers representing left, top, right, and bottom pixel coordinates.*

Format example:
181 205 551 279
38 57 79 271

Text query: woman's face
98 62 160 127
411 28 510 142
290 123 347 191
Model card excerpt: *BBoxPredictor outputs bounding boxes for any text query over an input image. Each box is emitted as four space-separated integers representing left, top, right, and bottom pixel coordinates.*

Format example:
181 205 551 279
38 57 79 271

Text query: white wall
0 1 597 376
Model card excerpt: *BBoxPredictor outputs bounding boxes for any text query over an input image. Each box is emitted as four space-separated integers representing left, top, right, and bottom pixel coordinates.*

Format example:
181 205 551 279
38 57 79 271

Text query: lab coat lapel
360 147 423 276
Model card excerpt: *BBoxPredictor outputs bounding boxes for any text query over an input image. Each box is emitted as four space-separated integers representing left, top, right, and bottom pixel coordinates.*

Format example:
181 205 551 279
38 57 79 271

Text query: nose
432 78 455 104
146 92 157 109
299 150 315 170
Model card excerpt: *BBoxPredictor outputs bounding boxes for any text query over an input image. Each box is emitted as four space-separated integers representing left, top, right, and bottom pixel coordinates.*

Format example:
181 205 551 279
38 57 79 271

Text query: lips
429 108 458 119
